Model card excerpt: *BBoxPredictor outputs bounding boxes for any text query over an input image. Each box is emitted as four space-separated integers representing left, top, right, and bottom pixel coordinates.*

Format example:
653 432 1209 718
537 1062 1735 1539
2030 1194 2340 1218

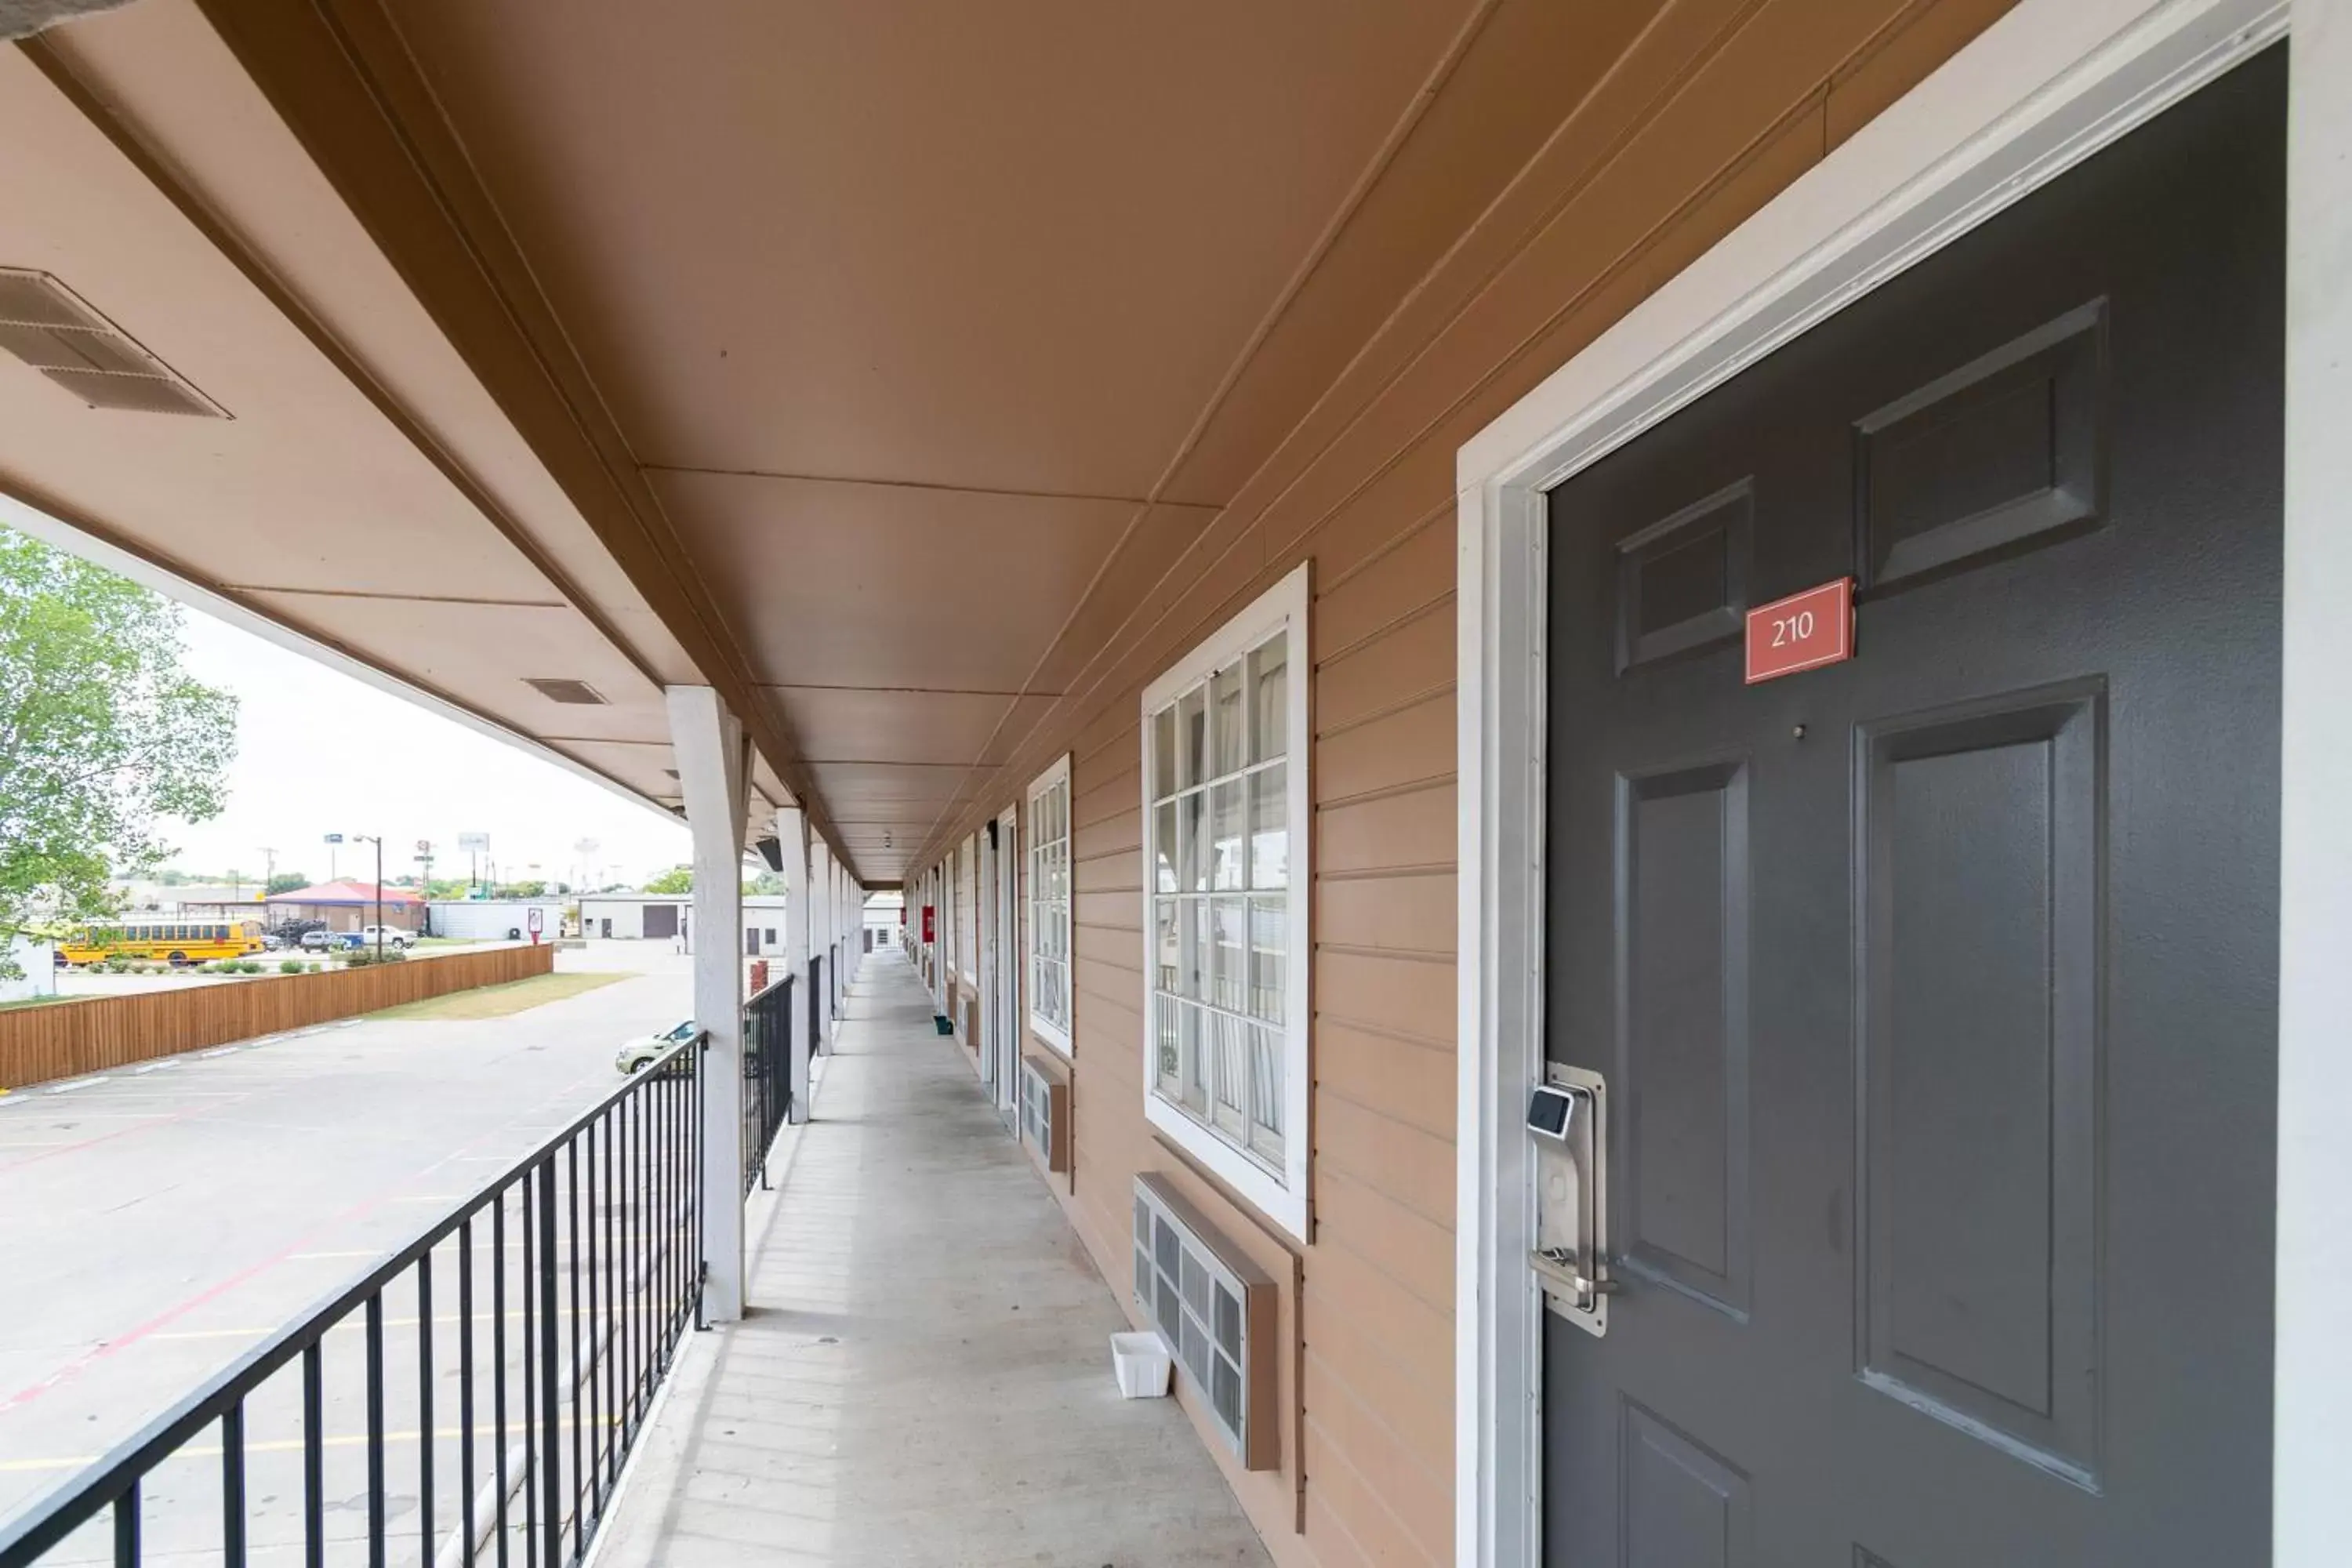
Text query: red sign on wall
1745 578 1854 684
921 905 935 944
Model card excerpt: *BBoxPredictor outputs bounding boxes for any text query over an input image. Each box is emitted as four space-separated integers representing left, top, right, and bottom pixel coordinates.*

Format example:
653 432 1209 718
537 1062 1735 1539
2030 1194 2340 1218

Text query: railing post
536 1161 561 1567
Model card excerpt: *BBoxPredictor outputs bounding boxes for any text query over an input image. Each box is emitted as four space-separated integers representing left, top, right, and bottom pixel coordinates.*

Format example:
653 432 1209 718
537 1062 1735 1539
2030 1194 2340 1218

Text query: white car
617 1019 699 1074
357 925 411 950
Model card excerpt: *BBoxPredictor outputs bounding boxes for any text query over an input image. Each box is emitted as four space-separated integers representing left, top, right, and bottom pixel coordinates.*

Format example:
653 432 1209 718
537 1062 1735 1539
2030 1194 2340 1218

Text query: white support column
2278 6 2352 1559
666 685 748 1324
811 840 834 1051
777 804 812 1127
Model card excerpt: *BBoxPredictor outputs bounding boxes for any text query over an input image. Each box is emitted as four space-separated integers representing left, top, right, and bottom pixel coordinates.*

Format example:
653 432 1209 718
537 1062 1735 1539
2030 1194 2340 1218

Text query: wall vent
1019 1053 1069 1174
0 269 227 417
1132 1174 1277 1468
523 678 607 706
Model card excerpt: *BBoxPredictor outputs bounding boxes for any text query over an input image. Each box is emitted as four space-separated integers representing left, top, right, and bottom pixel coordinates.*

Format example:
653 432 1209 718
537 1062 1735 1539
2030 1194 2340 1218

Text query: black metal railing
0 1036 707 1568
740 975 793 1193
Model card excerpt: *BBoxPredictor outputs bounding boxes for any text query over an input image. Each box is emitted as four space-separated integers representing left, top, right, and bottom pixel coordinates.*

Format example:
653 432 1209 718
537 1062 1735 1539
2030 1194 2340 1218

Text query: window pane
1155 992 1181 1094
1250 896 1285 1025
1177 684 1207 790
1181 1004 1209 1114
1211 660 1245 775
1187 898 1211 1002
1154 898 1180 998
1250 633 1287 762
1213 897 1247 1014
1179 789 1210 894
1211 1013 1247 1137
1210 779 1246 891
1250 763 1288 890
1153 707 1177 801
1154 801 1179 894
1249 1024 1286 1163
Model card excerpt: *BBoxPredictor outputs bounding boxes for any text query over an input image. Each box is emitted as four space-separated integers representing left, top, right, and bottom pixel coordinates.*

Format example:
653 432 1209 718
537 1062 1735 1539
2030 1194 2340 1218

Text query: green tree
642 864 692 894
265 872 310 895
0 528 237 974
746 869 786 895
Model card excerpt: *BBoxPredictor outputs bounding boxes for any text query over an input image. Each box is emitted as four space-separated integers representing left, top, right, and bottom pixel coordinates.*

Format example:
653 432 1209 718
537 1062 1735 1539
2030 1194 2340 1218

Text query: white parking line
45 1078 110 1094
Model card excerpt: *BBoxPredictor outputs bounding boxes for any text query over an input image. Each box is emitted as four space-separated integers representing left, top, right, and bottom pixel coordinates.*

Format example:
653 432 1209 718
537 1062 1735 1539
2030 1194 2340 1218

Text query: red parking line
0 1062 614 1415
0 1094 254 1176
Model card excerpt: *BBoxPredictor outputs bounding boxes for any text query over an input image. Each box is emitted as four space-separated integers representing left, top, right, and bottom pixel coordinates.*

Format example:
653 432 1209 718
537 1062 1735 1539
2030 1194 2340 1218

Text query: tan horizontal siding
1315 870 1455 956
1315 600 1454 734
1316 780 1456 876
899 5 2017 1559
1314 949 1454 1046
1315 1018 1455 1141
1314 691 1454 803
1317 1100 1458 1241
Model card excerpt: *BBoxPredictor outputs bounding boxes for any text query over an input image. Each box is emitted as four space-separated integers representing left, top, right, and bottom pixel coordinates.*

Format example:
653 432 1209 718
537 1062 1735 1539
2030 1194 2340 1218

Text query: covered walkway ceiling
0 0 1788 880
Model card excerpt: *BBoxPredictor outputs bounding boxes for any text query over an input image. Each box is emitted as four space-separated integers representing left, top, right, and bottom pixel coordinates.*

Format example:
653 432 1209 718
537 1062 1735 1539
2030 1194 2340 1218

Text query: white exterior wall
741 897 791 956
578 896 685 940
1 938 57 1003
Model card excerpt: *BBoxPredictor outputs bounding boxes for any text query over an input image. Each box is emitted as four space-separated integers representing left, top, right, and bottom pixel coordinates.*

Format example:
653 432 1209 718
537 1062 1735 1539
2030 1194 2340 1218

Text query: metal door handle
1531 1065 1611 1335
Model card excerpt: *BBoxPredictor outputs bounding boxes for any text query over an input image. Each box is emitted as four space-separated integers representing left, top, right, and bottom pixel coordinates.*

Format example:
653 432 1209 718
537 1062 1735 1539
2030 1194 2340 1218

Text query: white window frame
1025 753 1074 1054
956 833 977 989
1138 563 1311 1241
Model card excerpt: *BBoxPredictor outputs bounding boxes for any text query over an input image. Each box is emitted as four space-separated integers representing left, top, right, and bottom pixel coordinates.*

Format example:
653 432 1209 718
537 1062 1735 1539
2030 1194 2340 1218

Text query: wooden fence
0 944 557 1090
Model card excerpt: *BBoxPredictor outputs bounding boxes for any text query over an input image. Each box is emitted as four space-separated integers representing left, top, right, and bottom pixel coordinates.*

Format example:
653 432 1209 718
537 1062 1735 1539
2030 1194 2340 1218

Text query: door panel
1858 686 2102 1482
1618 759 1750 1316
1542 51 2282 1567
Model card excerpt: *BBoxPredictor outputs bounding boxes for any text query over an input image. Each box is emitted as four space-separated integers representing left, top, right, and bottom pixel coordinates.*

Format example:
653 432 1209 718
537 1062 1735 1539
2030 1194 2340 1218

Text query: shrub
343 948 408 968
238 960 264 974
279 959 306 975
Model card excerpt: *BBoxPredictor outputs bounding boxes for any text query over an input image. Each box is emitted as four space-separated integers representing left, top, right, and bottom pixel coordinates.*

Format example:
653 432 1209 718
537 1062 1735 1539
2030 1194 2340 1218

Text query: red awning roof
263 880 423 906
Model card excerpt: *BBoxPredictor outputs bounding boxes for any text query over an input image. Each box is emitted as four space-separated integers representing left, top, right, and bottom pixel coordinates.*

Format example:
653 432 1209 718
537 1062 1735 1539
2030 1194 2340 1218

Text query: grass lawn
369 971 632 1021
0 994 74 1012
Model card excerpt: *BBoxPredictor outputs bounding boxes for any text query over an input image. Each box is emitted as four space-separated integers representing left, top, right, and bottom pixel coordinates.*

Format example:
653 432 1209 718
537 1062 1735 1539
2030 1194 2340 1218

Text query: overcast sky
158 607 691 890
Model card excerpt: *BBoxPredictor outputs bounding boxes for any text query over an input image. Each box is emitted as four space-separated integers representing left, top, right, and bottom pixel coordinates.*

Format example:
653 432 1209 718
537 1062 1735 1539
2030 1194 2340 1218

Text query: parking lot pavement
0 948 693 1536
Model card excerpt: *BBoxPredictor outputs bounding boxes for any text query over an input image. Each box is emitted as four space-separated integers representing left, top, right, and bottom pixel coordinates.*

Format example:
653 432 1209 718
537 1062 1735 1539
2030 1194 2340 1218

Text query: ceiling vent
0 269 227 417
524 677 608 706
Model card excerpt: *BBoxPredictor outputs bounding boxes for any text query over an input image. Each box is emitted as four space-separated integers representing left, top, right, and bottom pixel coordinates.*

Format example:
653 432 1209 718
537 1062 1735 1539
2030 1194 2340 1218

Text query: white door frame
994 802 1021 1113
1452 1 2339 1563
977 828 999 1089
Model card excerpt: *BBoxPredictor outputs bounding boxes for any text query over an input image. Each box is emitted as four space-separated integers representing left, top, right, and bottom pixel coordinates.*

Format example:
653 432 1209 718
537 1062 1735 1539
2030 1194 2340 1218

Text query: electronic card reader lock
1527 1064 1613 1336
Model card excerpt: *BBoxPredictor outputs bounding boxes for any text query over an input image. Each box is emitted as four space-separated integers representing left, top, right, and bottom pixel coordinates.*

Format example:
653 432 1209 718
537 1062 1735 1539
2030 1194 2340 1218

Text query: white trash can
1109 1331 1173 1398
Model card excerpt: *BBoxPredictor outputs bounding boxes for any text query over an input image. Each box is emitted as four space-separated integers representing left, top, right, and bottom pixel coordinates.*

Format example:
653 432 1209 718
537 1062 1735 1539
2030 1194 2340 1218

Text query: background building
261 880 423 934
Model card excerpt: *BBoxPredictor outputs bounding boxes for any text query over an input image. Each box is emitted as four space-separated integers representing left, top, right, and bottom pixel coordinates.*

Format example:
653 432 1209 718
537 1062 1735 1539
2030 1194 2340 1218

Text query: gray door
642 902 678 941
1542 53 2281 1566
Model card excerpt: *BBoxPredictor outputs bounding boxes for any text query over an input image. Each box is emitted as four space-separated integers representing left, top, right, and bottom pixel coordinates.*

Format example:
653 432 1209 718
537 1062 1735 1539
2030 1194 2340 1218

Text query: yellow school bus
56 919 267 966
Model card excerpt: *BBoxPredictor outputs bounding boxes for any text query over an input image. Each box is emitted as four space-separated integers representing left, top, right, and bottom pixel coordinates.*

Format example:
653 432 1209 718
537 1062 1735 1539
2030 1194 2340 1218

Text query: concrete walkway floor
589 953 1272 1568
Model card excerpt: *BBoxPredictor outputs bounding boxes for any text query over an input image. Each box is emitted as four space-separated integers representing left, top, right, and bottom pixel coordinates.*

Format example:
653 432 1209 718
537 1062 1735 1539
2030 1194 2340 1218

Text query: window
1139 564 1309 1237
1025 755 1073 1053
956 836 978 985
